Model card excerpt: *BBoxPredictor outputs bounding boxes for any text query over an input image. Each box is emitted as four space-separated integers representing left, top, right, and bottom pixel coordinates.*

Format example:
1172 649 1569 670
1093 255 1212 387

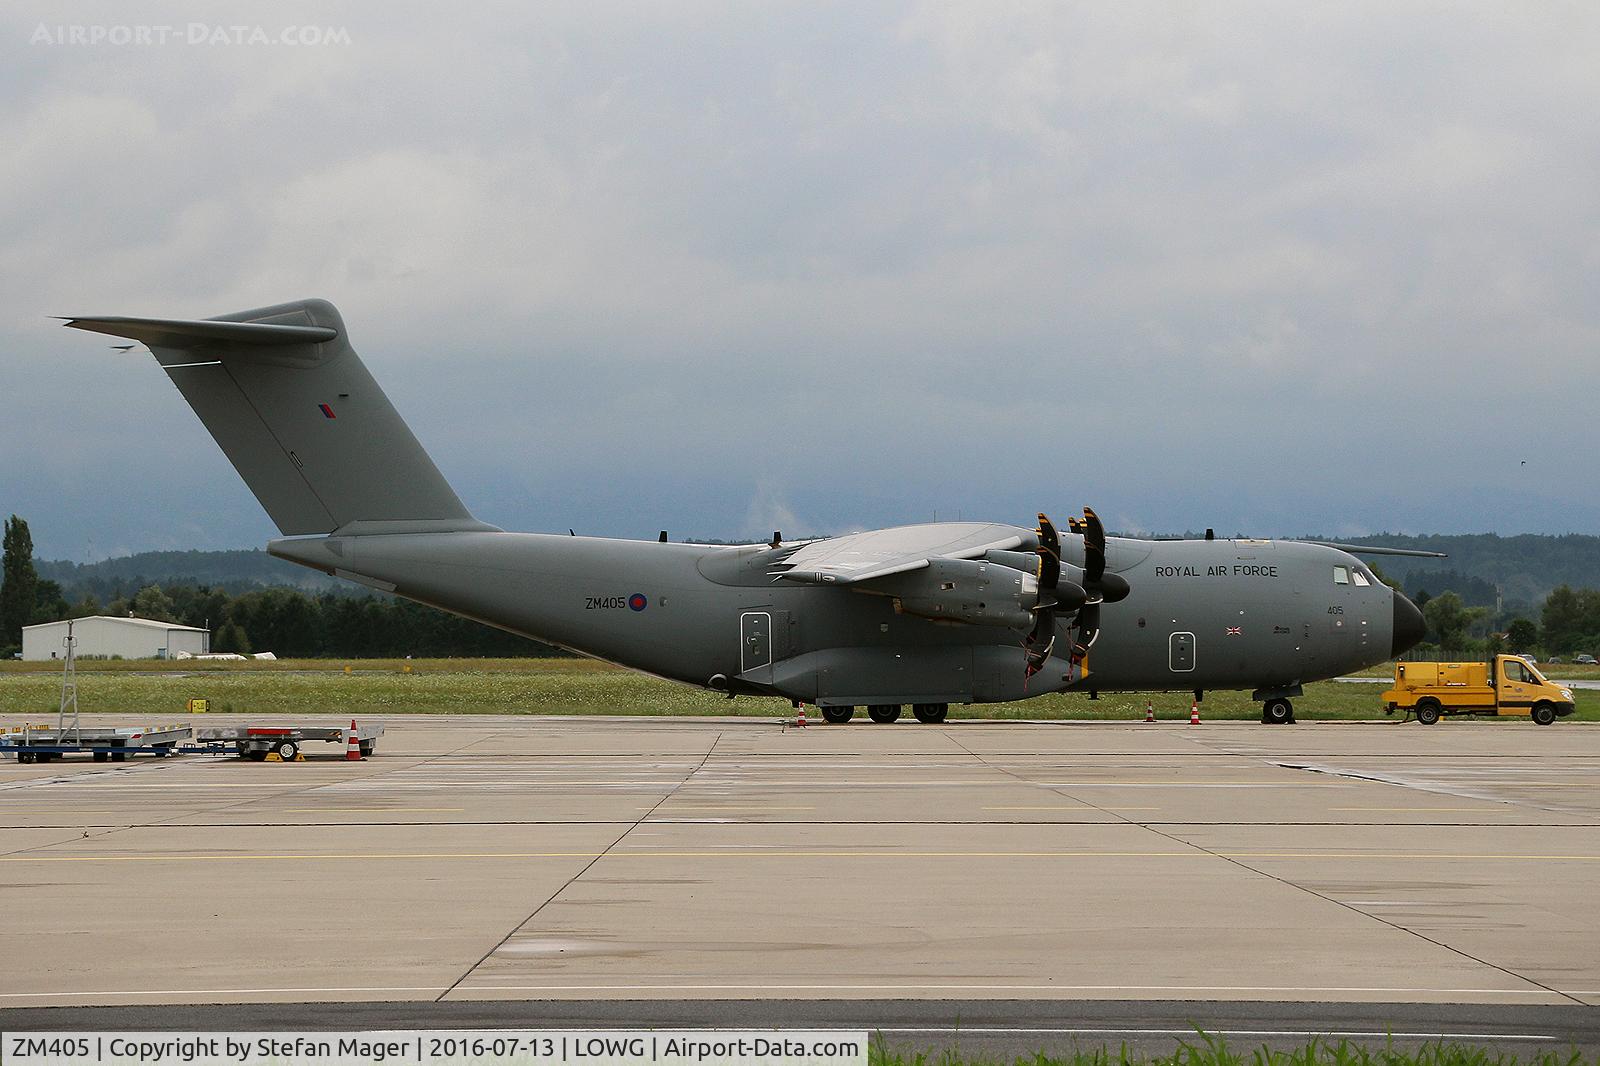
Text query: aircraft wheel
1532 703 1557 726
1416 700 1441 726
821 707 854 724
1262 698 1293 725
912 703 948 724
867 704 902 724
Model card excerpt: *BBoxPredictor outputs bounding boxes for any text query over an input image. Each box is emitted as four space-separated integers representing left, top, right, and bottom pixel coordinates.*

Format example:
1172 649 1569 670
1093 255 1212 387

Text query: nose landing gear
1261 698 1295 725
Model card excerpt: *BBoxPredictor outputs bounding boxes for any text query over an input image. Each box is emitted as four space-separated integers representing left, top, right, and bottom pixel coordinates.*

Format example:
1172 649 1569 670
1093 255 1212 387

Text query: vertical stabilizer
64 299 495 537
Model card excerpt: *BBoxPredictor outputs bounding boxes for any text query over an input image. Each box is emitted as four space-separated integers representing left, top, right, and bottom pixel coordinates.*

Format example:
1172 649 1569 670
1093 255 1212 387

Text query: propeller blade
1025 512 1063 678
1034 512 1061 589
1024 508 1124 680
1080 506 1105 584
1072 602 1100 660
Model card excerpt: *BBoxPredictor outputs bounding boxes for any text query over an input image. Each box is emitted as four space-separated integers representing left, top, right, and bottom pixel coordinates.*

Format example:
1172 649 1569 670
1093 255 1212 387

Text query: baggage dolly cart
1 725 193 764
195 723 384 761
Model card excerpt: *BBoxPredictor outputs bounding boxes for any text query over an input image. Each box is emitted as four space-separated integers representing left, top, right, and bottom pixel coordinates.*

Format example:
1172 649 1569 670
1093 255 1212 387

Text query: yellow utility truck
1383 655 1575 725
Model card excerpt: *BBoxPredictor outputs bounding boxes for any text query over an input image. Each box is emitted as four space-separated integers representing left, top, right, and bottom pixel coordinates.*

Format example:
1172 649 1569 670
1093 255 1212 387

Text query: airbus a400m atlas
66 299 1430 724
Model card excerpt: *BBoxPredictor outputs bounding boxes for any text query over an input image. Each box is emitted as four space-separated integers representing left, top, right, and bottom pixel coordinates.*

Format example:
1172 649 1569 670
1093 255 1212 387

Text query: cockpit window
1351 570 1371 586
1333 566 1350 585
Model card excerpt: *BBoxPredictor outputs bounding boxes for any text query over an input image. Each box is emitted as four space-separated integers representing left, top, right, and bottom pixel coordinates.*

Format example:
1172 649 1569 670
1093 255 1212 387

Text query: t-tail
62 299 497 537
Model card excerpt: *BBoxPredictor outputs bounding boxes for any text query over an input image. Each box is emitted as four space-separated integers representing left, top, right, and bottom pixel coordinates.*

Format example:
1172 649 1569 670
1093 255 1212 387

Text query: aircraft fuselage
270 528 1410 707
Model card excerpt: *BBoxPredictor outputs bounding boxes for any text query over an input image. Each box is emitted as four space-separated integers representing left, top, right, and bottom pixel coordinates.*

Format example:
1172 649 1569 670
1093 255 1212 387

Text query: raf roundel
628 593 648 612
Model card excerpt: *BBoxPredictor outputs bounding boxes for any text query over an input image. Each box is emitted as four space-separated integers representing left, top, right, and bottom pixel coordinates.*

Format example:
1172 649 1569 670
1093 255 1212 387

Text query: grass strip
0 659 1596 722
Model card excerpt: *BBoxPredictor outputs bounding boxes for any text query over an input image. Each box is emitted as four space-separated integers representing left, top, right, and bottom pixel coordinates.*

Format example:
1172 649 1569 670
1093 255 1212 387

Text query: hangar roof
22 615 208 633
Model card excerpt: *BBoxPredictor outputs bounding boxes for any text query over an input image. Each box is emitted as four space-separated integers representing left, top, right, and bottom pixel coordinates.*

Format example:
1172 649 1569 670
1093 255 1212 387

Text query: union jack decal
1226 626 1242 636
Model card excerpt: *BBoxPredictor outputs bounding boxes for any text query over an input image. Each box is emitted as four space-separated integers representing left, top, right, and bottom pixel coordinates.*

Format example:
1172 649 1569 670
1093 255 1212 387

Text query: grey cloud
3 3 1599 559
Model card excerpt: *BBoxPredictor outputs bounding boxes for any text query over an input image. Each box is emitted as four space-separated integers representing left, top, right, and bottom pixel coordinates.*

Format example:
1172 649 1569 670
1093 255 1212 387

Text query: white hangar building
21 616 210 661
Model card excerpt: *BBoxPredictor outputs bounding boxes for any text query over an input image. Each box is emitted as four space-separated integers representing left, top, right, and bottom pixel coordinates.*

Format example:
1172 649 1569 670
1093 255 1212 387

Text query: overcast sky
3 3 1598 561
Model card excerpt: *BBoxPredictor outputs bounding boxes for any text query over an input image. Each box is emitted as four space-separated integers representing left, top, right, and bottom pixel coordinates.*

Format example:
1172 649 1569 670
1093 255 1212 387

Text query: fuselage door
1169 631 1196 672
741 611 772 673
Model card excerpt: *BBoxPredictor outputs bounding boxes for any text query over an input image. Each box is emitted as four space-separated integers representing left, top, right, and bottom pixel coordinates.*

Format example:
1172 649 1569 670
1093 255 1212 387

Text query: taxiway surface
3 714 1598 1026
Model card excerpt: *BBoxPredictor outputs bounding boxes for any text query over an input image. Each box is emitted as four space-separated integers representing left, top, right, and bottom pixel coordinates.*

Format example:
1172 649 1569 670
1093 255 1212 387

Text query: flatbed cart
1 725 193 764
195 723 384 762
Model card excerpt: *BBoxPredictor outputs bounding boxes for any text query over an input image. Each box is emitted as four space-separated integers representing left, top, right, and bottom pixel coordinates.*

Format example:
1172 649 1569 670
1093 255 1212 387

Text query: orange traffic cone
346 718 363 760
797 706 807 728
1189 700 1200 725
1144 699 1154 724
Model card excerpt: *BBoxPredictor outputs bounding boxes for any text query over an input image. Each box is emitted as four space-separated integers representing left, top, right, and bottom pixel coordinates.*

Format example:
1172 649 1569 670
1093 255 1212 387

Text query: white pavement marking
0 986 445 999
451 983 1585 997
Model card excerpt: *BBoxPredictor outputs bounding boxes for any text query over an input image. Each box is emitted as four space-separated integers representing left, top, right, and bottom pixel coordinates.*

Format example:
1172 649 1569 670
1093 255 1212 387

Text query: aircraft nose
1392 589 1426 657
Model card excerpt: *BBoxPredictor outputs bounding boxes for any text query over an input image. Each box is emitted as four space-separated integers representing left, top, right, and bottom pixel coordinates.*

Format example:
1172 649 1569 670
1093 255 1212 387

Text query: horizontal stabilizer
61 316 337 349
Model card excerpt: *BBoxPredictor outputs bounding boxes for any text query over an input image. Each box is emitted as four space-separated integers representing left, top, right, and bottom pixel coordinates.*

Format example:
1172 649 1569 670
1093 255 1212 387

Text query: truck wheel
1262 698 1293 725
359 740 376 756
1416 700 1441 726
1532 703 1557 726
274 740 299 761
821 707 854 724
247 749 268 762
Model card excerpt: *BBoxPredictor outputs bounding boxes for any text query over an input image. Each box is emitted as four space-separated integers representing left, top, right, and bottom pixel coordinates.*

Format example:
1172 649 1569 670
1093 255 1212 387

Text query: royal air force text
1154 564 1278 579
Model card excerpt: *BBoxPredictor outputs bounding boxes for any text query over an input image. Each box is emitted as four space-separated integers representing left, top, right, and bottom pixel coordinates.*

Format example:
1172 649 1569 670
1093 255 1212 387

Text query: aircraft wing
772 522 1031 584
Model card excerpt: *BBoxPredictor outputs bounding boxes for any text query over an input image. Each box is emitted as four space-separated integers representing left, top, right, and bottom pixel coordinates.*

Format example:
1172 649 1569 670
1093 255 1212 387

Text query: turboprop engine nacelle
984 549 1093 610
869 557 1037 629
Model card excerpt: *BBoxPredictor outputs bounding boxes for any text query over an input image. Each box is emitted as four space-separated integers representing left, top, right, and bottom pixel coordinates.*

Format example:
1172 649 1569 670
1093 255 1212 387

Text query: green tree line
1408 585 1600 660
1 515 560 659
9 512 1600 661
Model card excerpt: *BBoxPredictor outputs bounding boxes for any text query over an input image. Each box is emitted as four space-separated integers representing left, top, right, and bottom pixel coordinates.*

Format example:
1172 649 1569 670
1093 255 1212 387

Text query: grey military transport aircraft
66 298 1431 725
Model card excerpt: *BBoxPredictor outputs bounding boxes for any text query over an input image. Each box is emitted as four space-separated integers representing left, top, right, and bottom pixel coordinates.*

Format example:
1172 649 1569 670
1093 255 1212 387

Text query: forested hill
38 533 1600 612
1300 533 1600 608
38 549 343 601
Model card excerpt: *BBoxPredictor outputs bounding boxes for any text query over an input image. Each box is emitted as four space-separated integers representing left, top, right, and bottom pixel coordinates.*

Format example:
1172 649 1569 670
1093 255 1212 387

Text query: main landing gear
820 703 950 724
